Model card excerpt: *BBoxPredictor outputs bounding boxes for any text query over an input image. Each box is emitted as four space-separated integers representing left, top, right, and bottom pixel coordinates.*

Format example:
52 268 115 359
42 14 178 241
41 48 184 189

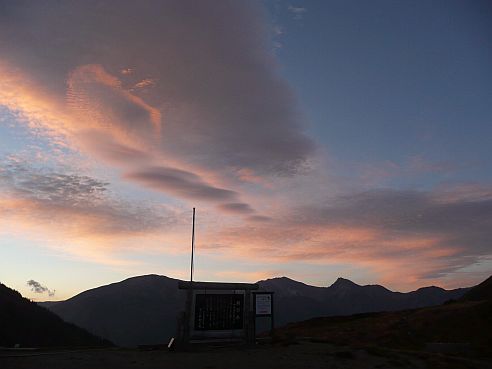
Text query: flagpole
190 207 195 282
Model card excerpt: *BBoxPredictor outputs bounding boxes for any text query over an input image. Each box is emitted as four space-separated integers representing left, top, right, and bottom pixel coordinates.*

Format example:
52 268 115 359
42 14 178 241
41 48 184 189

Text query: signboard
194 294 244 330
254 293 272 316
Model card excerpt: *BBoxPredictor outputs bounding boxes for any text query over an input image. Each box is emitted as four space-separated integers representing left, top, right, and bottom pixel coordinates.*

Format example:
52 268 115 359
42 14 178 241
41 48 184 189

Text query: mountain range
274 276 492 356
39 275 468 347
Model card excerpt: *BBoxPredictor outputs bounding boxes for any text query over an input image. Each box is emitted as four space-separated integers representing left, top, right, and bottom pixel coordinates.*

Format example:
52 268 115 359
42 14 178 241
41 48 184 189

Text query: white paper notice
255 294 272 315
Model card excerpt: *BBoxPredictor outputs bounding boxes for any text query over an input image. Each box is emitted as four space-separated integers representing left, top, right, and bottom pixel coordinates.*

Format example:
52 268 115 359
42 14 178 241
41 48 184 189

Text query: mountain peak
331 277 359 288
260 276 310 287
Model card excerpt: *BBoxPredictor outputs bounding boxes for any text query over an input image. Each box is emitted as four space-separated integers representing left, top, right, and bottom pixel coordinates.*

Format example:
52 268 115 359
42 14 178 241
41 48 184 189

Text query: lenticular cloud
0 0 314 178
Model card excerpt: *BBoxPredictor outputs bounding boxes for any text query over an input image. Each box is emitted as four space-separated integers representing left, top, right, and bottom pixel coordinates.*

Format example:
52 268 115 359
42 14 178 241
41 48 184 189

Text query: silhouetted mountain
41 274 471 347
258 276 468 327
40 275 184 347
461 275 492 301
0 282 111 348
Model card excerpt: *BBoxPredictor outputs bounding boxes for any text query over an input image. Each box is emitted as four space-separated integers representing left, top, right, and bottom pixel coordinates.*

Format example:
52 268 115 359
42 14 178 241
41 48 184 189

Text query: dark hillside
274 299 492 356
0 282 111 348
461 275 492 301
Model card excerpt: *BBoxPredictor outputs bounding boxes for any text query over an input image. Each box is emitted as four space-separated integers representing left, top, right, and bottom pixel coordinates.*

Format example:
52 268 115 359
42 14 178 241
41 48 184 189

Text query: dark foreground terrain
274 300 492 355
2 342 492 369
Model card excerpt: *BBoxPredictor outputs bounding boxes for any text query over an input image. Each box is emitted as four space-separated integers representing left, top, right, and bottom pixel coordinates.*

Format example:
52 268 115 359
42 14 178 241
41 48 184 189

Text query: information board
255 293 272 316
194 294 244 330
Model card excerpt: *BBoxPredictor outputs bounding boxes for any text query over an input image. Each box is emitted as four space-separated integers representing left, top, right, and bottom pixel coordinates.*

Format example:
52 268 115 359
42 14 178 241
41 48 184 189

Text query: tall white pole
190 208 195 282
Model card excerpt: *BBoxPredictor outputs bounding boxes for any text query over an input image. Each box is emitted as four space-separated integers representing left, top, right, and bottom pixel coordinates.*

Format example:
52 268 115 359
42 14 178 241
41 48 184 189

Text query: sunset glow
0 0 491 301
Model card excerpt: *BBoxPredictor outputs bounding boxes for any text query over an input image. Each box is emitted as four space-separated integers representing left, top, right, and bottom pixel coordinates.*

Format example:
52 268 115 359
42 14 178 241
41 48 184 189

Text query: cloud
27 280 55 296
303 189 492 247
294 188 492 269
0 160 108 203
356 156 458 186
76 131 151 165
0 0 317 226
0 160 175 237
124 166 237 202
0 0 315 178
66 64 162 144
218 202 255 214
248 215 273 222
203 187 492 289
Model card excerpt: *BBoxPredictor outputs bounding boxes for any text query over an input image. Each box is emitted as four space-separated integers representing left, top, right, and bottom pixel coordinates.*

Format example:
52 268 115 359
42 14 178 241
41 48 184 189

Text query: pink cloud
124 166 237 202
0 0 314 176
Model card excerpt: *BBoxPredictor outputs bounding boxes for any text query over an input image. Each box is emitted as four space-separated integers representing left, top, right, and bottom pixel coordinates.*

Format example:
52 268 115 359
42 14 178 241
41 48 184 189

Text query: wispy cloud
356 156 458 187
0 160 175 238
218 202 255 214
203 187 492 289
124 166 237 202
27 280 55 297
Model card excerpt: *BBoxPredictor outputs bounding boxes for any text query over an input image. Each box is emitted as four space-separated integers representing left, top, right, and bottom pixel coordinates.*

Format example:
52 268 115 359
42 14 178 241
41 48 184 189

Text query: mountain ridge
43 274 469 302
38 274 474 347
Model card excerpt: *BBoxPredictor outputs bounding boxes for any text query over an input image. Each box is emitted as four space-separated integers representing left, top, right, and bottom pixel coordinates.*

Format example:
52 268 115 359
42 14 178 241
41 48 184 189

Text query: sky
0 0 491 301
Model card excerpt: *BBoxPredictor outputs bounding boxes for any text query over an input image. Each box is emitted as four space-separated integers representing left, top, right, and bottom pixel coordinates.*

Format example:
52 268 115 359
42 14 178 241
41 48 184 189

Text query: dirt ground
2 342 492 369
